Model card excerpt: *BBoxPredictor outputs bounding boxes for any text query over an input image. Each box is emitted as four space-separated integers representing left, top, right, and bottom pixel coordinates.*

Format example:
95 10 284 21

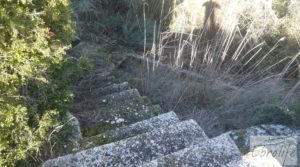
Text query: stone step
228 124 300 166
42 120 208 167
83 70 111 80
227 147 284 167
76 82 130 100
71 111 180 152
80 105 162 137
72 86 139 110
75 72 116 91
70 42 127 69
72 89 160 137
143 134 242 167
73 88 144 116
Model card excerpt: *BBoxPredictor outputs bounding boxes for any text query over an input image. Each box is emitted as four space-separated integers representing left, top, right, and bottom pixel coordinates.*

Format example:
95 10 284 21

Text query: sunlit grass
143 0 300 127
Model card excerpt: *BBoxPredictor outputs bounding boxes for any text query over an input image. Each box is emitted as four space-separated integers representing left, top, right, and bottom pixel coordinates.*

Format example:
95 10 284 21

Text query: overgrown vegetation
146 0 300 127
0 1 90 166
72 0 174 47
102 0 300 134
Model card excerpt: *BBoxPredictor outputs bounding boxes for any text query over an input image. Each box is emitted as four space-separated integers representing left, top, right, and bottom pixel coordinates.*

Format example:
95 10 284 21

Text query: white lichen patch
111 117 126 124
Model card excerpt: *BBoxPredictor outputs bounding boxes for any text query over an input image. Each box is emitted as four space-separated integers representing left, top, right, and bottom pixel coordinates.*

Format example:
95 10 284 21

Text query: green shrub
72 0 171 46
0 1 85 166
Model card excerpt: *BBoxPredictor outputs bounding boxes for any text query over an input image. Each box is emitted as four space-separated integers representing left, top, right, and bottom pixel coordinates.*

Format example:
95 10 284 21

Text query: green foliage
0 1 85 166
72 0 158 46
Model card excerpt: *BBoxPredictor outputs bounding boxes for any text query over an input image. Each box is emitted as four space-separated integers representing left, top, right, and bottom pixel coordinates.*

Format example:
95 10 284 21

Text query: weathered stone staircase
42 42 299 167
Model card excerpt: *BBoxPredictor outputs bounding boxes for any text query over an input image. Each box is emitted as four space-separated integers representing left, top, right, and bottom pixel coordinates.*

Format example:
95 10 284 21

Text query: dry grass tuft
142 0 300 130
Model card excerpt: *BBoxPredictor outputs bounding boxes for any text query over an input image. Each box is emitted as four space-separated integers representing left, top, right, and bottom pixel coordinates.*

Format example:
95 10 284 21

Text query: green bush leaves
0 1 82 166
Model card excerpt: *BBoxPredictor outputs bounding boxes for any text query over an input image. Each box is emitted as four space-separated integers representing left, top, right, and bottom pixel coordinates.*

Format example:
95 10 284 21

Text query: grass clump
136 0 300 132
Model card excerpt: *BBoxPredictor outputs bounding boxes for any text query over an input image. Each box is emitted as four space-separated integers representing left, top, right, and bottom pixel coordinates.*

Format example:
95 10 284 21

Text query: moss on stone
153 108 162 116
142 96 151 105
152 97 162 105
80 134 114 150
236 130 246 139
82 122 120 137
